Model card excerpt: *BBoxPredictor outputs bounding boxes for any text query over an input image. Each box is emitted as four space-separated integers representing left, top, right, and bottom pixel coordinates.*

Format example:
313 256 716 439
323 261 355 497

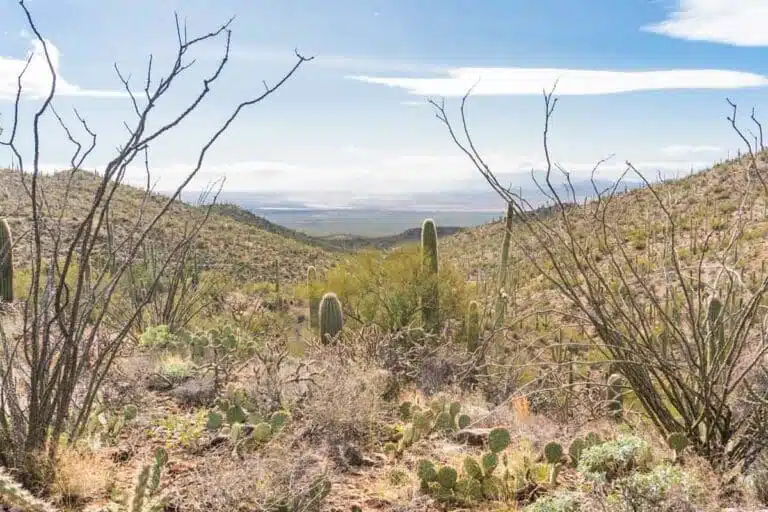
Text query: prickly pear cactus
488 427 511 454
436 466 457 490
544 442 563 464
457 414 471 430
269 410 290 432
568 438 586 466
417 459 437 484
253 422 272 443
206 411 223 430
463 456 483 480
318 292 344 343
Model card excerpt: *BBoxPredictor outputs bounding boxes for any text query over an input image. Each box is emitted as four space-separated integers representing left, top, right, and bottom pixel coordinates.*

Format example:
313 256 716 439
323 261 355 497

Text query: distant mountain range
181 178 644 213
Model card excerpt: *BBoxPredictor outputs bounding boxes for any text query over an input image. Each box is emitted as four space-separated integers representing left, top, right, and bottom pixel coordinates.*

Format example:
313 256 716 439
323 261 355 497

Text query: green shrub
606 464 702 511
525 491 582 512
577 436 652 483
323 245 473 331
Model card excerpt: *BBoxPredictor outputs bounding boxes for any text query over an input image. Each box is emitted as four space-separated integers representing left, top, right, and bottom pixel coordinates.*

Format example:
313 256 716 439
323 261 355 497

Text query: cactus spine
420 218 439 332
465 301 481 351
0 219 13 302
307 266 320 329
319 292 344 343
494 202 513 329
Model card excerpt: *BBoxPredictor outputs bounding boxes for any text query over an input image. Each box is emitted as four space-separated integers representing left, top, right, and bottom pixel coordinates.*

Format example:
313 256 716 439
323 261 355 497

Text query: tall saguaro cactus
319 292 344 343
0 219 13 302
420 218 439 332
307 266 320 329
494 202 514 329
465 301 480 352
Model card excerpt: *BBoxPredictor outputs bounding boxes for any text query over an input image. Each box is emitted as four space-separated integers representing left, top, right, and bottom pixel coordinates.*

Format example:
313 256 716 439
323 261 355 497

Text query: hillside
0 169 335 282
441 154 768 285
3 156 768 512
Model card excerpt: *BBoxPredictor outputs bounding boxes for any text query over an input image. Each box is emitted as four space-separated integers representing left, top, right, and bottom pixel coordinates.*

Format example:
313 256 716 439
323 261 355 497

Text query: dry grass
52 446 115 510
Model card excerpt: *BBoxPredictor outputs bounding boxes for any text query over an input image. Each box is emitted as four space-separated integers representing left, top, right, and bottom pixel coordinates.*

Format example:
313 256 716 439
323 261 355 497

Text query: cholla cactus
0 468 57 512
0 218 13 302
126 447 169 512
318 292 344 343
420 218 439 332
606 373 624 419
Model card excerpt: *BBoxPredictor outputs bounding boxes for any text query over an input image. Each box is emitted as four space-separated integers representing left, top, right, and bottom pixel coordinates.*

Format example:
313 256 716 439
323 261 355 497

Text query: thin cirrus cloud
0 37 128 100
642 0 768 46
346 67 768 97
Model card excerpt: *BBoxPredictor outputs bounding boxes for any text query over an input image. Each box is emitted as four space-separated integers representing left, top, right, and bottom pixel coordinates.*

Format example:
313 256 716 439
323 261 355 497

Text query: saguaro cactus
319 292 344 343
465 301 480 352
307 266 320 329
707 296 726 368
420 218 439 332
0 219 13 302
494 202 514 329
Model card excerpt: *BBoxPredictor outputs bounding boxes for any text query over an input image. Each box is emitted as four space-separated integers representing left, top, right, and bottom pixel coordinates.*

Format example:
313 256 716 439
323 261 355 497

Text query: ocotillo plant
307 266 320 329
0 219 13 302
465 300 480 352
319 292 344 343
493 202 513 329
420 218 439 332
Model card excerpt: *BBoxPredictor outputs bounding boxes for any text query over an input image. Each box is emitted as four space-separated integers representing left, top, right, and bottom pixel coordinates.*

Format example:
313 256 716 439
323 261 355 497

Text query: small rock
168 377 216 406
453 428 492 446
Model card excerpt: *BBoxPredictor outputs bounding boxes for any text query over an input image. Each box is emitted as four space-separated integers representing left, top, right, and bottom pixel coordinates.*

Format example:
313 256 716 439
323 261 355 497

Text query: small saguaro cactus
420 218 440 332
606 373 624 419
494 202 514 329
465 300 481 352
307 266 320 329
0 219 13 302
707 295 726 368
319 292 344 343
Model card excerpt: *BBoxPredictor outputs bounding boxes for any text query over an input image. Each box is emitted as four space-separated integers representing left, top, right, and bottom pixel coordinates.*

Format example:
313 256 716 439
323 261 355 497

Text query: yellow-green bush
319 244 474 332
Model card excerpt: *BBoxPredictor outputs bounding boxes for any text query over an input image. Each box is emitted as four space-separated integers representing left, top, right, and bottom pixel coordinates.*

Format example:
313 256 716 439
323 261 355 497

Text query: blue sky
0 0 767 206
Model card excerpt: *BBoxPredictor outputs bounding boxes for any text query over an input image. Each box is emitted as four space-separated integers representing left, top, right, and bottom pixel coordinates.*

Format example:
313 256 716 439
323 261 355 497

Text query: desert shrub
323 245 474 332
156 354 197 385
525 491 582 512
577 436 652 483
179 450 331 512
296 357 391 449
605 464 703 512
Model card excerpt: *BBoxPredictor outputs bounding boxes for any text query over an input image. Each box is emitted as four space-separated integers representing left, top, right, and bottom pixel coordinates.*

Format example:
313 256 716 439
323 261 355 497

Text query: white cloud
660 144 724 156
643 0 768 46
347 66 768 96
0 37 128 100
